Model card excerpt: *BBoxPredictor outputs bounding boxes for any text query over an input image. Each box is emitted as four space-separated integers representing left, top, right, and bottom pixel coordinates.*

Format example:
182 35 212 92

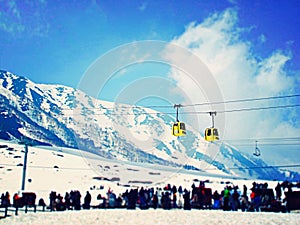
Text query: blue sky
0 0 230 87
0 0 300 163
1 0 299 88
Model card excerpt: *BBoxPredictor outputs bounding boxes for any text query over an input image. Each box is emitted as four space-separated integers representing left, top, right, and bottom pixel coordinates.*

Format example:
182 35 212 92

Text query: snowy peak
0 70 298 181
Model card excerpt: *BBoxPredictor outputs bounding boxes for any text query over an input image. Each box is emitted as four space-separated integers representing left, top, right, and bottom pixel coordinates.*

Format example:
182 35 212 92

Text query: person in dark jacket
152 192 158 209
212 190 221 209
183 189 191 210
275 183 282 200
223 186 230 211
83 191 91 209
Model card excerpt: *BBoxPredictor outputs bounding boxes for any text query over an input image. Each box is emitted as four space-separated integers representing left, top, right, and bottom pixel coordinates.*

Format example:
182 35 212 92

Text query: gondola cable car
172 104 186 137
204 111 219 142
253 140 261 156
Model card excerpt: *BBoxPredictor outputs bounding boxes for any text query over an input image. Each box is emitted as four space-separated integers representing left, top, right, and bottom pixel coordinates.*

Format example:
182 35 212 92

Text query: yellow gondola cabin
204 111 219 142
172 104 186 137
172 122 186 136
204 127 219 142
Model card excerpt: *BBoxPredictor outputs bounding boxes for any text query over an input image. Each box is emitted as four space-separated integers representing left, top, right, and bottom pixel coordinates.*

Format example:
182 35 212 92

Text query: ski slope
0 140 299 225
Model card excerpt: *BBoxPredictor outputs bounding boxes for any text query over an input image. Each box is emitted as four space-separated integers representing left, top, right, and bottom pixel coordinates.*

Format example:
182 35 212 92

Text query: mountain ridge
0 70 298 181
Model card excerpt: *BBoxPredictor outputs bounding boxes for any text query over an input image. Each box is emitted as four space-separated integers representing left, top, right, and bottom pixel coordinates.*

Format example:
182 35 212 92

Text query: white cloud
255 51 294 95
166 8 299 162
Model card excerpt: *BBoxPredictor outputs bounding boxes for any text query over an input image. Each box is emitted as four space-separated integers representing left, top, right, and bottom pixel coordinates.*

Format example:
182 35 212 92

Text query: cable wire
62 103 300 116
181 94 300 108
56 93 300 111
205 164 300 171
1 163 300 171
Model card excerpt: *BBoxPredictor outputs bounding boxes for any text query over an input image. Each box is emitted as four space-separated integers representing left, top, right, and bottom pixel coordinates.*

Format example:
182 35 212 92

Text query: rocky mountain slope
0 70 298 180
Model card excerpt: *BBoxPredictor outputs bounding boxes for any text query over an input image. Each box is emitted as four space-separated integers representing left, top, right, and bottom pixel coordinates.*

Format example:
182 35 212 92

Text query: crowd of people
1 180 298 213
0 192 10 207
49 190 91 211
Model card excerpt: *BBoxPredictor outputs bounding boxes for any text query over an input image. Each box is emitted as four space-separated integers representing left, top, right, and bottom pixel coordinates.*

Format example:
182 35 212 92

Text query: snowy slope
0 140 279 202
1 141 300 225
0 70 298 181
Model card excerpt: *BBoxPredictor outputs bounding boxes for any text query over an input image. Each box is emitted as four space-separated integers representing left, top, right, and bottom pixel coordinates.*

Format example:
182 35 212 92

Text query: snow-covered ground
0 140 270 202
1 140 299 224
1 209 299 225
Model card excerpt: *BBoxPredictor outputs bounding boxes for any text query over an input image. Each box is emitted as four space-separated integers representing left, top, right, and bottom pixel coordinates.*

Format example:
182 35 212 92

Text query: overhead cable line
0 163 93 171
225 143 300 147
205 164 300 171
62 103 300 116
112 93 300 109
181 94 300 108
8 92 299 116
223 137 300 142
58 93 300 111
224 137 300 145
215 104 300 113
2 163 300 171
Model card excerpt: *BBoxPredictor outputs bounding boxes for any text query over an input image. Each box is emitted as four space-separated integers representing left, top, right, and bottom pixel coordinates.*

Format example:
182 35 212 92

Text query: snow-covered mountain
0 70 298 181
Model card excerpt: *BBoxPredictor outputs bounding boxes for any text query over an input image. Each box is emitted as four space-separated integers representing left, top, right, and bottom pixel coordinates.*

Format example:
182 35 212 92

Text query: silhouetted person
65 192 71 210
38 198 46 211
152 192 158 209
183 189 191 210
275 183 282 200
243 184 247 197
127 189 138 210
212 190 221 209
83 191 91 209
49 191 56 211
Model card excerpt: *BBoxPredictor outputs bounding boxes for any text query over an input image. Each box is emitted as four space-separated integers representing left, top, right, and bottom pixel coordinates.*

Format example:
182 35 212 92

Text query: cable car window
213 129 219 136
180 123 185 130
207 129 211 136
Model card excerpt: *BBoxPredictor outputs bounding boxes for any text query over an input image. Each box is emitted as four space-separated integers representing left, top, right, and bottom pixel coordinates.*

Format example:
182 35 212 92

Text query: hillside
0 140 280 202
0 70 298 181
